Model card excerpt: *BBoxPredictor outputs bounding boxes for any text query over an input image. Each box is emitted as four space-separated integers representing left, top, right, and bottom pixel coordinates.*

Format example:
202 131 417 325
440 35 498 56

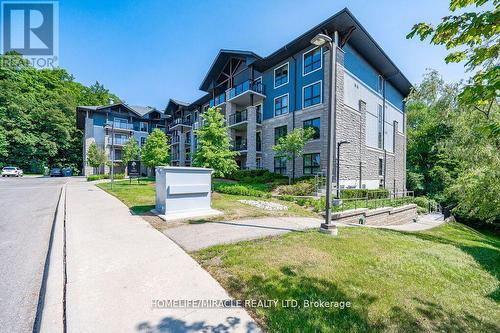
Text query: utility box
155 166 221 220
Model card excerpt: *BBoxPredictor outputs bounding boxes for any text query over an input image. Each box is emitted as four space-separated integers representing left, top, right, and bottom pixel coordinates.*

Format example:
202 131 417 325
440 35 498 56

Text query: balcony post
246 106 257 170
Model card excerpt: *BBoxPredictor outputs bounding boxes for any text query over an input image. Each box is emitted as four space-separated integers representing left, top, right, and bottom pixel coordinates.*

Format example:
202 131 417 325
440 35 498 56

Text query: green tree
122 137 140 170
193 107 238 177
141 129 169 173
87 142 107 174
272 127 315 183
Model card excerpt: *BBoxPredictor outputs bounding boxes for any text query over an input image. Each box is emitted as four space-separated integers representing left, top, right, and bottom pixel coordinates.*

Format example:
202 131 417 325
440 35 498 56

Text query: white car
1 167 24 177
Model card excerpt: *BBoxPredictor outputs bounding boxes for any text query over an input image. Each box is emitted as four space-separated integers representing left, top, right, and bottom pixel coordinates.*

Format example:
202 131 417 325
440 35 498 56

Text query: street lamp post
111 121 114 190
336 141 350 198
311 32 338 236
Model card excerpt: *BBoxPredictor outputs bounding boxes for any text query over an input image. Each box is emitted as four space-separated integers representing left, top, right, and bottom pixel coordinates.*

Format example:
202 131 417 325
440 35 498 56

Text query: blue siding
93 113 106 126
344 43 404 112
262 46 326 121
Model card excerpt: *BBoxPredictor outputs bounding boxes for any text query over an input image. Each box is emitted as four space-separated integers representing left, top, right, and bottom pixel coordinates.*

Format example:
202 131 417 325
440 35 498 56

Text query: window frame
302 80 322 109
274 93 289 117
274 125 288 145
303 153 321 175
274 156 287 175
303 117 320 140
274 62 289 88
303 46 322 76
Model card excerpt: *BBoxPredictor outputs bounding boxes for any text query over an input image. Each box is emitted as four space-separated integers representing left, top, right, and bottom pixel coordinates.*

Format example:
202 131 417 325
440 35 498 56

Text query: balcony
170 136 180 145
227 79 266 106
169 118 192 130
232 139 247 152
209 92 226 108
106 136 129 146
185 136 191 145
228 109 262 128
105 121 134 132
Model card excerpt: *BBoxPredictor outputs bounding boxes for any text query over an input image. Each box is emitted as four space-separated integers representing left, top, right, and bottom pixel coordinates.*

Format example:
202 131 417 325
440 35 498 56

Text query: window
377 104 383 149
274 125 287 145
303 118 320 140
303 81 322 108
274 156 287 175
114 134 128 145
378 158 384 177
303 153 320 175
274 63 289 88
139 121 148 132
140 137 146 147
114 149 123 161
274 94 289 116
256 132 262 151
378 75 384 93
303 47 322 75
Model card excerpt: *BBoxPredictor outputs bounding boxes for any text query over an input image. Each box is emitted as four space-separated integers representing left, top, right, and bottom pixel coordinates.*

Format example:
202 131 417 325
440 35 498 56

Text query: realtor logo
1 0 58 68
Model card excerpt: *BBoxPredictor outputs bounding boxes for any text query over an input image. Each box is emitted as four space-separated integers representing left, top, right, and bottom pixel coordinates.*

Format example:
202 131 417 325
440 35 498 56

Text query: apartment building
164 8 411 191
76 103 167 175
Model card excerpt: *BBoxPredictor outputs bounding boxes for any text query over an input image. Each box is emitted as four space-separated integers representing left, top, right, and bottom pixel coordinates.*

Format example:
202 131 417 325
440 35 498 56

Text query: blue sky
59 0 467 109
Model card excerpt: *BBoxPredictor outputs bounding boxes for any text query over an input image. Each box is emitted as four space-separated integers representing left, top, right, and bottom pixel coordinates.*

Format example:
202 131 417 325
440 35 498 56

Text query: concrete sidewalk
165 217 322 252
65 182 260 332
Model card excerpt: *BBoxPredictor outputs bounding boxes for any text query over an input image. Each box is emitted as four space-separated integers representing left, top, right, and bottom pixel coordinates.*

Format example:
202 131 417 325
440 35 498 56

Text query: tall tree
141 129 169 172
87 142 107 174
272 127 315 183
122 137 140 170
193 107 238 177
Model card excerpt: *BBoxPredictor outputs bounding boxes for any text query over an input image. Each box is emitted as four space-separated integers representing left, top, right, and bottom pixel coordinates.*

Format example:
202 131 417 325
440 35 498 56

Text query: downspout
382 78 387 189
290 49 298 180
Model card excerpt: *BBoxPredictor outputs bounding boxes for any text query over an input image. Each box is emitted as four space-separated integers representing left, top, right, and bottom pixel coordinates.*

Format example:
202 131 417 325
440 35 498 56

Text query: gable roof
77 103 160 118
199 49 263 91
253 8 411 96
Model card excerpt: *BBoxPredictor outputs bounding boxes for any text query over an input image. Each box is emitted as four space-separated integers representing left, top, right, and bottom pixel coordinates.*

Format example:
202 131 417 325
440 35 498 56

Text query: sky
59 0 468 109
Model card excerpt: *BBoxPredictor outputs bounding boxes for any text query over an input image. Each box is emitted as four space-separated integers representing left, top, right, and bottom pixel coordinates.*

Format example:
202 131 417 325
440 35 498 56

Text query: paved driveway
164 217 322 252
0 176 81 332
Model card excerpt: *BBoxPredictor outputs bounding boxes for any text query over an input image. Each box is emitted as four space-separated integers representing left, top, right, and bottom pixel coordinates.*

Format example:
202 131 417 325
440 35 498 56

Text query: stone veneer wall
331 204 417 226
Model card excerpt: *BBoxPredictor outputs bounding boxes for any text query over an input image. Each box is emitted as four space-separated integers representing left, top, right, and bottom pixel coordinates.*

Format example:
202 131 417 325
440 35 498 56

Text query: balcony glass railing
228 79 265 100
228 110 248 125
169 118 192 128
110 137 129 145
209 92 226 107
232 139 247 151
105 121 133 130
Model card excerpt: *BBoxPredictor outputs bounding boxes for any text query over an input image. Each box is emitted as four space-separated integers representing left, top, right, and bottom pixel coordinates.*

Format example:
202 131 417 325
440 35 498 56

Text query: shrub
275 179 315 196
228 169 286 184
86 173 125 181
340 189 390 199
213 182 271 198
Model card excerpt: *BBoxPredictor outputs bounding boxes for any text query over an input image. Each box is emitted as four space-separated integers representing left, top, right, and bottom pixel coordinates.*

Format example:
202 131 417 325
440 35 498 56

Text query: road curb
35 184 66 333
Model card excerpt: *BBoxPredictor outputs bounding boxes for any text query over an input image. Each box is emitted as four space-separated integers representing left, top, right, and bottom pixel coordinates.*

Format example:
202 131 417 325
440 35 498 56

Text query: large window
303 153 320 175
274 156 287 175
139 121 148 132
378 158 384 177
274 63 289 88
377 104 383 149
303 81 321 108
303 118 320 140
303 47 322 75
274 94 289 116
274 125 287 145
140 137 146 147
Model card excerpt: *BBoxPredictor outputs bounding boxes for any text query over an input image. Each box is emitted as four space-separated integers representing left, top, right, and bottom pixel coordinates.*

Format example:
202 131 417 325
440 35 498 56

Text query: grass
97 179 317 219
194 223 500 332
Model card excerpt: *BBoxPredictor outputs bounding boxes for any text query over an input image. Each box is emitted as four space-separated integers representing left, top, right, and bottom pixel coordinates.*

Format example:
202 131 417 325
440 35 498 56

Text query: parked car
61 167 73 177
1 167 23 177
50 168 63 177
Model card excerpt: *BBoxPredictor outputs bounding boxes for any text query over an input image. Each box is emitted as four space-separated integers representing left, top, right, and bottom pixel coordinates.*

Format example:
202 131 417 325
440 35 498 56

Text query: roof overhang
199 49 263 92
253 8 412 96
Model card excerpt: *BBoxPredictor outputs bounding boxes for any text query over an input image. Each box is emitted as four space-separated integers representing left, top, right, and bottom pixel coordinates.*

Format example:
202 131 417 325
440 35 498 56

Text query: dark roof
199 49 262 91
76 103 160 117
253 8 411 96
165 98 190 115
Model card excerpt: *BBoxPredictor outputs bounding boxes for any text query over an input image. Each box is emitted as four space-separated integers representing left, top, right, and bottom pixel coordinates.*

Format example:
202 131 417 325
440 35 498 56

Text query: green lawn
194 223 500 332
97 179 317 219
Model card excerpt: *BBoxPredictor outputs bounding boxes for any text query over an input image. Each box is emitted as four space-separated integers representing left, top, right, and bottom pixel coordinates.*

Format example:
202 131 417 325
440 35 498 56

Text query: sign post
127 160 141 184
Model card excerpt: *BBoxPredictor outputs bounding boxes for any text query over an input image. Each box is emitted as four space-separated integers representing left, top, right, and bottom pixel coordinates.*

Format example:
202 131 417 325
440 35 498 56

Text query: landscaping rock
238 200 289 211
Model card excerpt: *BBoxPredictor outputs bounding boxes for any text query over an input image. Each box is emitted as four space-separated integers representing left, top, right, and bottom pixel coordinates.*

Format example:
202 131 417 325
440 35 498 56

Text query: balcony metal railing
228 109 262 126
209 92 226 107
105 121 133 130
228 79 265 100
169 118 193 128
232 139 247 151
108 136 129 145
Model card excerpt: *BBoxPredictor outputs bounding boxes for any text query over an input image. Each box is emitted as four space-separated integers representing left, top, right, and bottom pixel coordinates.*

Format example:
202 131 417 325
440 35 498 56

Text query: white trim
302 46 322 77
366 146 395 156
274 62 289 89
343 68 404 113
254 76 263 85
273 93 290 117
302 80 323 110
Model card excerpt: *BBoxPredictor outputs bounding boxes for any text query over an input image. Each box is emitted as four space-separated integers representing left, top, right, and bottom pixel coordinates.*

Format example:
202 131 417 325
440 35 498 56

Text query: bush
228 169 286 184
213 182 271 198
413 196 437 210
275 179 315 196
86 173 125 181
340 189 390 199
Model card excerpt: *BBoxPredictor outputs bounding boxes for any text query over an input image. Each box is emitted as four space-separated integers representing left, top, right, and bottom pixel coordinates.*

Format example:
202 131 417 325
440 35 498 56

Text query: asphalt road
0 176 78 332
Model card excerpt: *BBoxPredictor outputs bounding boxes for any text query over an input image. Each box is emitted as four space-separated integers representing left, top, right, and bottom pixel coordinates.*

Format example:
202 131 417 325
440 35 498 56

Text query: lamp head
310 33 332 46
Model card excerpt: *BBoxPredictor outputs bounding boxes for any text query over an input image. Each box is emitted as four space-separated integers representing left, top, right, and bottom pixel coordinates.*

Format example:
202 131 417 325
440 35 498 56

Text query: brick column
246 106 257 169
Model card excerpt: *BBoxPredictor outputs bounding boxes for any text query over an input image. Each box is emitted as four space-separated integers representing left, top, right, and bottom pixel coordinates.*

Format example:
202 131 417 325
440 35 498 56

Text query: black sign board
127 160 141 178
